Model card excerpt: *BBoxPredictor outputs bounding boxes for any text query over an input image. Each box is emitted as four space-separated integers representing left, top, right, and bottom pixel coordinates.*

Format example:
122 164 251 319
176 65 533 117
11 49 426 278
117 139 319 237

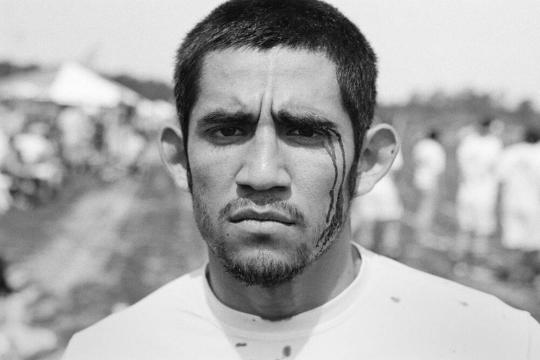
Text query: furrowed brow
275 110 337 131
196 110 254 128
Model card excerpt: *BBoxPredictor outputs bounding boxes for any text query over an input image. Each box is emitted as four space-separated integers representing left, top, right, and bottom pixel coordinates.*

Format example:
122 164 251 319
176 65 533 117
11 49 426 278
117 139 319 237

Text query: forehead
190 47 351 132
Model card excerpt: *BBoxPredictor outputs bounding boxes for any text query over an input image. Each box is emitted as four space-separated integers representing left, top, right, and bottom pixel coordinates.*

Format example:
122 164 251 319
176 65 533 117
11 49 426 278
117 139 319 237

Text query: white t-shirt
412 138 446 191
0 129 9 168
497 142 540 250
351 152 403 222
57 108 94 148
62 246 540 360
455 133 502 233
456 133 502 187
12 133 54 165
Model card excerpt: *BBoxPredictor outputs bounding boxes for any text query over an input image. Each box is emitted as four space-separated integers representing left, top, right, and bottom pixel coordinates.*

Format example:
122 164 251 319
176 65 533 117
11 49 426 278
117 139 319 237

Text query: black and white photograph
0 0 539 358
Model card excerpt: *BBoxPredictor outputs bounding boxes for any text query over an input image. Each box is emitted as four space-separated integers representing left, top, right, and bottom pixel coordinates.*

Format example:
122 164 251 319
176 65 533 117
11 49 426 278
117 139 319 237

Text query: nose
235 124 291 191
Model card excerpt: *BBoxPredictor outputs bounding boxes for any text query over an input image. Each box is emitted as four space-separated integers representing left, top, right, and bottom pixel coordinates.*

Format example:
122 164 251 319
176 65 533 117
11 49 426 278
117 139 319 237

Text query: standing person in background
411 129 446 246
0 258 58 360
103 106 148 179
351 140 403 258
62 1 540 358
12 122 63 206
0 256 12 298
57 107 95 173
0 255 15 359
497 127 540 282
455 117 502 270
0 128 12 214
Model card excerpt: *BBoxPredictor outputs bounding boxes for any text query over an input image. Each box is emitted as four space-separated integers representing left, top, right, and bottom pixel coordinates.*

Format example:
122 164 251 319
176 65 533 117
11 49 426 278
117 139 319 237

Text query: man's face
187 47 356 286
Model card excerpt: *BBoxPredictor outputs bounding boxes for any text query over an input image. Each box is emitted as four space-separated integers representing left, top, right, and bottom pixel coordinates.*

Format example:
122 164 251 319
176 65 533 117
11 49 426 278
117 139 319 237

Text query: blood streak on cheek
316 130 347 250
329 129 347 223
322 135 338 223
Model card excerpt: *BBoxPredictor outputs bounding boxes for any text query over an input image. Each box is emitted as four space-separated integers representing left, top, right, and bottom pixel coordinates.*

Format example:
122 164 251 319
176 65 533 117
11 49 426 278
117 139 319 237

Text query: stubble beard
214 241 312 288
191 193 333 288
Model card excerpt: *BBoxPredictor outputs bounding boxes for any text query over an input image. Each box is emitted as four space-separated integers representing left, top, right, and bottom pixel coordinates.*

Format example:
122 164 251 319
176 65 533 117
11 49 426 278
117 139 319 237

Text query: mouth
229 208 295 225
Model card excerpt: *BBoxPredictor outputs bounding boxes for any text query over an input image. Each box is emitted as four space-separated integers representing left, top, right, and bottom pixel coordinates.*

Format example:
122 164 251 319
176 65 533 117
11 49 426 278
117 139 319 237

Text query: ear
354 123 400 197
159 126 189 190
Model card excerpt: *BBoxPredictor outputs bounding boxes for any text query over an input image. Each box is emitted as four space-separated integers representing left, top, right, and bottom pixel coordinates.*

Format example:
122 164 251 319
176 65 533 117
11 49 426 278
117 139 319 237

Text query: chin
217 243 312 287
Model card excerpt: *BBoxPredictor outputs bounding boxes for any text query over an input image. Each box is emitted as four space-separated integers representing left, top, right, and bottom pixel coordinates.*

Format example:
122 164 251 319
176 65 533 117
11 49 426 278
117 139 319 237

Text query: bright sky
1 0 539 106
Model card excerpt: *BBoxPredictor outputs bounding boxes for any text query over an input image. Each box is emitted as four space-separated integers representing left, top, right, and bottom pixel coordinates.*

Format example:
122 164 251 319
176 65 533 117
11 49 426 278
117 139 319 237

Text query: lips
229 208 294 225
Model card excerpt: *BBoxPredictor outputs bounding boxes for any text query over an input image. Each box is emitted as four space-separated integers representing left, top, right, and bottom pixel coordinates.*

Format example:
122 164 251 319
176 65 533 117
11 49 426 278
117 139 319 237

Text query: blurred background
0 0 539 358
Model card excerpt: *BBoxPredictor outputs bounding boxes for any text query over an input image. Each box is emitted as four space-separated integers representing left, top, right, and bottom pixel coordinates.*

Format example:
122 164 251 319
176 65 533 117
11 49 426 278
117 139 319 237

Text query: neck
206 228 360 320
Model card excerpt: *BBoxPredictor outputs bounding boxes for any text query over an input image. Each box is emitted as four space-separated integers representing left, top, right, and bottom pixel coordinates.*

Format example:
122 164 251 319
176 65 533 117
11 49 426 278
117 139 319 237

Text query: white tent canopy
0 62 141 108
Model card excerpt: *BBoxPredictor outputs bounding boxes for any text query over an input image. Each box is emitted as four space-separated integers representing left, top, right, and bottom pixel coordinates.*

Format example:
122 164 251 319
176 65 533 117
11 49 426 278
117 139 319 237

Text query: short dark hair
173 0 378 193
428 129 440 141
479 116 493 129
524 127 540 144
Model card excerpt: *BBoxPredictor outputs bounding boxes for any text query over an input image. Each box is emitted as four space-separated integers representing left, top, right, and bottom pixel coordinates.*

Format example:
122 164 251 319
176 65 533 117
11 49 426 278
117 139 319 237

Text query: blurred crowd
0 98 171 359
0 100 160 213
352 117 540 285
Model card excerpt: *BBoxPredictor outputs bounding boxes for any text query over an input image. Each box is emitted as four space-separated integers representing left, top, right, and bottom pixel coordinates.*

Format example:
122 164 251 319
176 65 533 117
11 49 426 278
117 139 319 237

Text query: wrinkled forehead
191 47 351 131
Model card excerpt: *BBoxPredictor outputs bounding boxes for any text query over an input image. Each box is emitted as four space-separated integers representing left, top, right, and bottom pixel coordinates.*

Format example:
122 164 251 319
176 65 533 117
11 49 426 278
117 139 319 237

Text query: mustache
219 198 305 225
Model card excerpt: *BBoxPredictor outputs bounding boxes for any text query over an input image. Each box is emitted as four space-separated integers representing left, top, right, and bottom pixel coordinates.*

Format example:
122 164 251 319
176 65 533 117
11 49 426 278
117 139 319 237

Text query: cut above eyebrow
275 110 337 130
196 110 255 127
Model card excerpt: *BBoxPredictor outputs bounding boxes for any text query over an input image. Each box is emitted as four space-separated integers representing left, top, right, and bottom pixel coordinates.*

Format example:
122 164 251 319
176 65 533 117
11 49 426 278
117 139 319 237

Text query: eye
215 126 243 137
285 125 328 147
289 126 317 138
205 125 247 145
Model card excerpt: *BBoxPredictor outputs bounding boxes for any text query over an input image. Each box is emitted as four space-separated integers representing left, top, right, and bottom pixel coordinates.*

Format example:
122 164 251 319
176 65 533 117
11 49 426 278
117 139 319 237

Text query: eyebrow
195 110 255 128
195 109 338 132
275 110 337 131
